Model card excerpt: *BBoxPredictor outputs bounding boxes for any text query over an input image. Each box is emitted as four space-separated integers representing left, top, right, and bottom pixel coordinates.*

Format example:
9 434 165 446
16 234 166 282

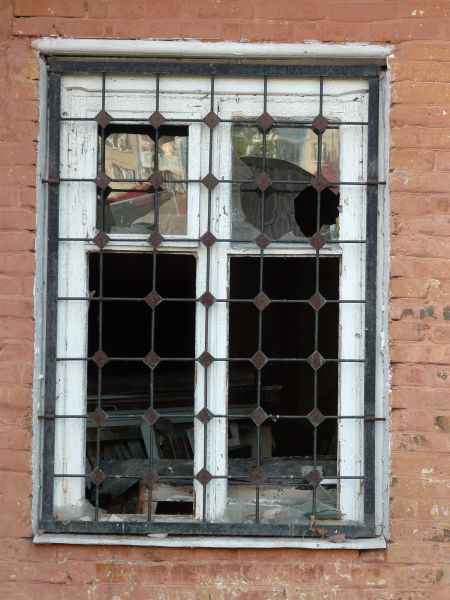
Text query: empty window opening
86 252 196 516
225 256 340 523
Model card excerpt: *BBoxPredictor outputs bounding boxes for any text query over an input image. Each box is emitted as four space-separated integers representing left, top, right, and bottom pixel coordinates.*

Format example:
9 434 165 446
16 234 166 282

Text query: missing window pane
225 256 339 523
86 252 196 516
97 125 188 235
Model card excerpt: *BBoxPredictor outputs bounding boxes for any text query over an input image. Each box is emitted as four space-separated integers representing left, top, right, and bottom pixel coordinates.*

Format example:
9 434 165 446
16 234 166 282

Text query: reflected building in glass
231 126 340 241
98 127 188 236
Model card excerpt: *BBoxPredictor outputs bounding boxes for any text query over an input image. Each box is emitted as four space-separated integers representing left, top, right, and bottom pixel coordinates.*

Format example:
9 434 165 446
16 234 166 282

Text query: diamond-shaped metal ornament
148 111 167 129
144 290 162 309
148 171 164 188
251 406 269 426
200 231 217 247
250 351 268 370
250 467 265 485
143 351 161 368
202 173 219 190
196 407 214 423
255 233 270 249
93 231 110 249
256 112 274 132
143 407 160 426
255 172 272 192
309 232 326 251
305 469 323 486
92 350 109 368
253 291 271 311
147 232 164 247
195 467 213 486
198 291 215 308
312 174 330 192
95 173 111 191
306 407 326 427
308 292 326 311
312 114 329 134
143 468 159 487
90 467 106 486
92 407 108 426
307 351 324 371
203 111 221 129
198 351 214 368
95 110 113 129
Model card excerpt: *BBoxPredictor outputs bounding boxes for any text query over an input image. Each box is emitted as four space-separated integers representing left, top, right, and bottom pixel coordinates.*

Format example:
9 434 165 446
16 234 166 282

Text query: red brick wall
1 0 449 597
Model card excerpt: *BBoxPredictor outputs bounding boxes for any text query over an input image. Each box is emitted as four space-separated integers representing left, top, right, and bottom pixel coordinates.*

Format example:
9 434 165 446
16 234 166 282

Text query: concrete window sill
34 533 387 550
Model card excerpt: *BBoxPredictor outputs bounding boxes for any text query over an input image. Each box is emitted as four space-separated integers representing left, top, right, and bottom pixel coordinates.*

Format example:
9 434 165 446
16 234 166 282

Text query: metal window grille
39 58 383 538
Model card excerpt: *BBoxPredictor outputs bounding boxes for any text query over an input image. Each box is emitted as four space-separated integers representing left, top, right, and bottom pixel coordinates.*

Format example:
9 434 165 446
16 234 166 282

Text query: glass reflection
231 126 340 241
98 126 188 235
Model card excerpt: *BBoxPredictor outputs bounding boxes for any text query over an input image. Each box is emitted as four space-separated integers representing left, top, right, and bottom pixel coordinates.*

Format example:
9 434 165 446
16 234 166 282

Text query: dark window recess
86 253 196 516
229 256 339 451
226 257 340 523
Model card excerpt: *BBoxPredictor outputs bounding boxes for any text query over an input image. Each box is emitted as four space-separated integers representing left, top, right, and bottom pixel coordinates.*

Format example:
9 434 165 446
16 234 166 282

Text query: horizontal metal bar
44 177 386 186
60 116 369 127
56 237 366 245
40 518 376 538
56 356 365 363
57 296 365 304
47 59 380 78
55 473 363 481
39 413 384 421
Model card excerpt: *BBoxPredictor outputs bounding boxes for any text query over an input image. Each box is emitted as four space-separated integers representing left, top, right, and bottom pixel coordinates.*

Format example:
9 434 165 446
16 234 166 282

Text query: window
39 58 384 539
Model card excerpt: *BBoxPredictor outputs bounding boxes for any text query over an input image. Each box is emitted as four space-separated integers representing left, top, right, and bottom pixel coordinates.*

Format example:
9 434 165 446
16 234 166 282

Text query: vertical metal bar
255 75 268 523
147 75 161 522
147 249 157 522
312 76 324 517
363 73 380 528
95 73 107 520
42 71 61 521
202 74 215 522
154 74 160 233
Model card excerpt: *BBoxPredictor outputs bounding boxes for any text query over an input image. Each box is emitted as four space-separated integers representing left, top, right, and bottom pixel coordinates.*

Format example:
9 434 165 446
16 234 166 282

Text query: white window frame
33 40 390 549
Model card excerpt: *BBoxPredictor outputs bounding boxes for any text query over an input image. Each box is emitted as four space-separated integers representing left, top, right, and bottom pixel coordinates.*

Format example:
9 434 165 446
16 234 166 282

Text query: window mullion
204 116 232 522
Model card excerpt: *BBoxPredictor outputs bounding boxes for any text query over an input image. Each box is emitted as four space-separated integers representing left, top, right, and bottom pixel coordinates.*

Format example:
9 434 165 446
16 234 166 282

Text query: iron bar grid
41 59 380 538
46 177 385 186
41 413 385 422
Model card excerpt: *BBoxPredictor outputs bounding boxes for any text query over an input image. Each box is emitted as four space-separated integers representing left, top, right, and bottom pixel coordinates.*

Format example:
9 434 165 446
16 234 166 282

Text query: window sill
34 533 386 550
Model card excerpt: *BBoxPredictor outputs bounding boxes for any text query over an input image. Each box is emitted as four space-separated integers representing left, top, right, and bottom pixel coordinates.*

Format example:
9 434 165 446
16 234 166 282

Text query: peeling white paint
34 38 391 62
34 533 387 549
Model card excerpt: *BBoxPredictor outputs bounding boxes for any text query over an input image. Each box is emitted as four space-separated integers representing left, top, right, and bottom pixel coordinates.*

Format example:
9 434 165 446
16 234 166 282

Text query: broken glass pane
231 126 340 241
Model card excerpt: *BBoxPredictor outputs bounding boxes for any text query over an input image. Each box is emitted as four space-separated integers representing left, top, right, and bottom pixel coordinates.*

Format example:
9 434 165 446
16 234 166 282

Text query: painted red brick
0 1 449 597
13 0 85 18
